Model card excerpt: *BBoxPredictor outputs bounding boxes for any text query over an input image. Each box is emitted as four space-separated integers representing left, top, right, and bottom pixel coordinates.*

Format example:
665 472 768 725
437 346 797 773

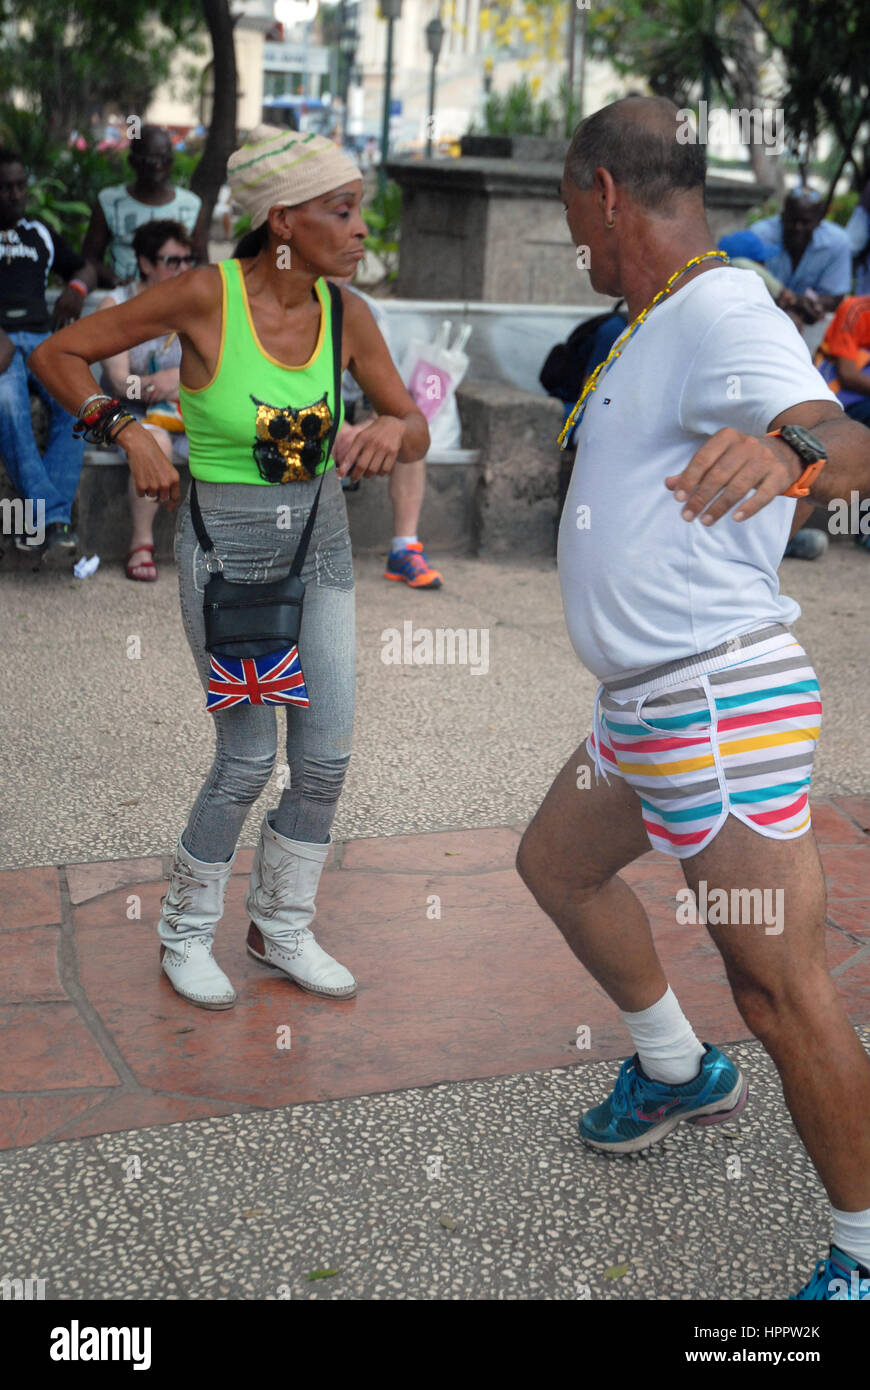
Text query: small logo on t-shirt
603 397 612 405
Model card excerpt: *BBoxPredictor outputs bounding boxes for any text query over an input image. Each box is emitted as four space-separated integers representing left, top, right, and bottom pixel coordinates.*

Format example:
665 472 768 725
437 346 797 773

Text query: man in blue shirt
752 186 852 325
0 147 95 564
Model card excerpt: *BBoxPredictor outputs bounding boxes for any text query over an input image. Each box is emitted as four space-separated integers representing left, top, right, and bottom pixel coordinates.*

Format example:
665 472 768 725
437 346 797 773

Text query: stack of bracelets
73 393 137 447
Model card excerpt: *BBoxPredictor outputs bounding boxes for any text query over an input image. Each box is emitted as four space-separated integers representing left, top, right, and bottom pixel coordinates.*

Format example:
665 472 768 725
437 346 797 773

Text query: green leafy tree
0 0 204 138
741 0 870 199
468 75 578 139
363 180 401 290
586 0 870 204
0 0 239 245
189 0 239 234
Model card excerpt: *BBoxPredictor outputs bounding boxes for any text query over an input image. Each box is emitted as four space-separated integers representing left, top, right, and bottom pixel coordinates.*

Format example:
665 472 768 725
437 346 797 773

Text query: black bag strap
189 280 345 577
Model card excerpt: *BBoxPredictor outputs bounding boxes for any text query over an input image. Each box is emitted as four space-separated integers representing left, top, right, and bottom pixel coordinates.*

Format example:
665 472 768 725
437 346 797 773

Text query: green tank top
179 258 342 485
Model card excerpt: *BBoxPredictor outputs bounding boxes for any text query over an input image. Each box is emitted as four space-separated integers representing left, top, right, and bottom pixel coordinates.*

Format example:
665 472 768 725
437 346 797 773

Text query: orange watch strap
765 429 826 498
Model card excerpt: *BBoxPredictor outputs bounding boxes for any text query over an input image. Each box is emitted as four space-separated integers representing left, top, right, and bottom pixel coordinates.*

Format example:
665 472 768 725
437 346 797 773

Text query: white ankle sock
392 535 418 552
620 987 706 1085
831 1205 870 1270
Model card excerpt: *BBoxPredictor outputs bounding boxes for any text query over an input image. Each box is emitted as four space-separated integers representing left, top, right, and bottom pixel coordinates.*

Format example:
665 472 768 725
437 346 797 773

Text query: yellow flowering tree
475 1 572 73
464 0 579 135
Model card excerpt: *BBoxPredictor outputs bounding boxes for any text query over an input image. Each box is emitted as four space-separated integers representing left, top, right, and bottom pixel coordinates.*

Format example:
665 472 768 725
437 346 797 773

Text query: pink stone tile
38 825 869 1149
0 1004 120 1092
0 927 66 1003
54 1091 246 1142
66 857 164 905
340 826 520 874
0 1093 111 1150
809 801 868 846
0 867 61 930
231 848 255 875
827 899 870 941
825 925 869 972
832 796 870 834
70 865 748 1111
818 847 870 899
828 935 870 1020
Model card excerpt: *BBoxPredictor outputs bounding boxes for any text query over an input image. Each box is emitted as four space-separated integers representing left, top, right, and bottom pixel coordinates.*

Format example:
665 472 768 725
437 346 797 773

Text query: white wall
145 23 267 132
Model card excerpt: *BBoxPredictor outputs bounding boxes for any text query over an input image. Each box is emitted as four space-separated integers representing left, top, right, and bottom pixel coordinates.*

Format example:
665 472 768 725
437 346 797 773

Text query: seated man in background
82 125 206 287
0 145 96 566
751 187 852 330
332 274 443 589
717 230 802 326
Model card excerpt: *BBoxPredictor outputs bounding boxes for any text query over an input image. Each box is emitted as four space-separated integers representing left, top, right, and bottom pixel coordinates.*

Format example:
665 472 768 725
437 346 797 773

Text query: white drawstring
591 684 610 785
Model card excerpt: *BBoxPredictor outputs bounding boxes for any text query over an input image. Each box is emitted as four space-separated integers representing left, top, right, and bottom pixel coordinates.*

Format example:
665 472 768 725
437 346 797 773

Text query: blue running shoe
384 542 442 589
579 1043 747 1154
792 1246 870 1300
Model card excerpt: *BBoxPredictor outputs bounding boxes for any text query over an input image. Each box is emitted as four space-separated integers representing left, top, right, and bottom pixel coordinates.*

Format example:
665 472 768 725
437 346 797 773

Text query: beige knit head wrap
227 124 362 231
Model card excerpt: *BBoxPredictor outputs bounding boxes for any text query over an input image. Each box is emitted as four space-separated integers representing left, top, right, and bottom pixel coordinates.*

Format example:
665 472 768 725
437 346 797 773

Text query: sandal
126 543 157 582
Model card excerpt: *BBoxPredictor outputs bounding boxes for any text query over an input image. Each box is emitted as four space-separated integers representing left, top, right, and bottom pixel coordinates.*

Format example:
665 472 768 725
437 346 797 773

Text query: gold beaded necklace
557 249 730 449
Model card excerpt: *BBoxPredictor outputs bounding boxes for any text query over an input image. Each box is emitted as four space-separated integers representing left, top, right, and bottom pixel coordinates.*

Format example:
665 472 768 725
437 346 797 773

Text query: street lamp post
379 0 402 192
340 24 358 145
425 13 445 160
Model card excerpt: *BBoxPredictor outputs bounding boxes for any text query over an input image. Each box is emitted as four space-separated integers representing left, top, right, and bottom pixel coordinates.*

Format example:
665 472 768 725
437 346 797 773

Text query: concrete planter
389 156 772 305
460 134 570 163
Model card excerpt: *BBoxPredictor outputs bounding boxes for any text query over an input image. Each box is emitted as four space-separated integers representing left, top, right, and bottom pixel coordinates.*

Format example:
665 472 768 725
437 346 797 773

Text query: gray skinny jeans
174 467 355 863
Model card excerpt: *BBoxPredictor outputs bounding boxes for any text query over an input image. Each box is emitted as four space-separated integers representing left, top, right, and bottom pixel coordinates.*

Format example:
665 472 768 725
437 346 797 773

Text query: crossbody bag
188 280 344 714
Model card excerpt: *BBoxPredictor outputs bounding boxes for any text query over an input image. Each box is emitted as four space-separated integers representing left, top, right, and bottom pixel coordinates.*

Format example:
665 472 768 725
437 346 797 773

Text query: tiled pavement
3 551 870 1303
2 799 869 1155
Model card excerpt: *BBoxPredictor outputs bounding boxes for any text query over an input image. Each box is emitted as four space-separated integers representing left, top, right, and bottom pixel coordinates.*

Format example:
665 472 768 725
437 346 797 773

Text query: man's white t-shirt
557 266 840 682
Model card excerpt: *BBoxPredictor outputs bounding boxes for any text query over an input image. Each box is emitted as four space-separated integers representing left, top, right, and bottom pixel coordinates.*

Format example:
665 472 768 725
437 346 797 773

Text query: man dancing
516 97 870 1300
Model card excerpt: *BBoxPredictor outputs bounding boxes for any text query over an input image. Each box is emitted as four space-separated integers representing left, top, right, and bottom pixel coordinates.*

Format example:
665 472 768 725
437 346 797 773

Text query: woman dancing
30 126 429 1010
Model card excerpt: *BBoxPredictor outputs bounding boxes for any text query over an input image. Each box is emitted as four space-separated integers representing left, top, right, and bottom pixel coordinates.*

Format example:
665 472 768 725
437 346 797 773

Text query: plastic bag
400 321 471 455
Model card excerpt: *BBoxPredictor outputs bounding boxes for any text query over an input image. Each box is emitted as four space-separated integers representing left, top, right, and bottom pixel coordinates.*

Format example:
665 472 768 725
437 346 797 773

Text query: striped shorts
587 624 821 859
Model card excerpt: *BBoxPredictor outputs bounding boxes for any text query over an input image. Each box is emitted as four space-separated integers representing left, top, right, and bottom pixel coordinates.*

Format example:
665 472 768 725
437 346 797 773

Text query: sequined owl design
250 393 333 483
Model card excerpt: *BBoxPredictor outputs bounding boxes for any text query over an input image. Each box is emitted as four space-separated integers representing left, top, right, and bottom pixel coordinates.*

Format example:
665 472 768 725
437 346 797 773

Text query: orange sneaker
384 542 442 588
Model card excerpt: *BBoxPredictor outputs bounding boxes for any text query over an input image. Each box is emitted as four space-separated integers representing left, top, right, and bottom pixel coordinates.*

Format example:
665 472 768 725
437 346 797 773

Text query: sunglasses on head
154 253 196 268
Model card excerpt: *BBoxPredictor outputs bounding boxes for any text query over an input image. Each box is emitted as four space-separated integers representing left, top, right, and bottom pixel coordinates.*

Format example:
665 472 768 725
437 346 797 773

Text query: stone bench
2 287 576 567
0 386 566 567
68 443 485 563
64 375 564 562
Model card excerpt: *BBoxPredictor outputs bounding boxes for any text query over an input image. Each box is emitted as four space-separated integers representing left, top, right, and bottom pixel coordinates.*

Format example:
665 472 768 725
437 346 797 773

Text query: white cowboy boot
245 812 356 999
157 836 237 1010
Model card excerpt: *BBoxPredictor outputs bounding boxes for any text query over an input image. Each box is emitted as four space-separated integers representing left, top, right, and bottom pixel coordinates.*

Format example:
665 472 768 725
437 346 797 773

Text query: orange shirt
814 295 870 401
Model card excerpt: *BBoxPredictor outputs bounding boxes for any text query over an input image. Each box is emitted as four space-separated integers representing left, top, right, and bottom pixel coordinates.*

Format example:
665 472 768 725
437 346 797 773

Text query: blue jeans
0 330 85 526
174 467 356 862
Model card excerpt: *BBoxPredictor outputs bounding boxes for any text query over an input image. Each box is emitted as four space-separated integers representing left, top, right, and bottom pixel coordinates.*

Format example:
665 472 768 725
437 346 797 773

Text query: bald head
566 96 706 211
783 186 823 224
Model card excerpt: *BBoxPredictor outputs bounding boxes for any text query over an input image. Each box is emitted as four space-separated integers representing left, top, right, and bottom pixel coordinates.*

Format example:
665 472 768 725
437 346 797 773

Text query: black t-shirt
0 217 84 334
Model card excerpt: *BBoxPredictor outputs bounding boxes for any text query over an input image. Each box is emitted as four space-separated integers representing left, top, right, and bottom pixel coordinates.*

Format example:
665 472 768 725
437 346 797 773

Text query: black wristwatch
765 424 827 497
